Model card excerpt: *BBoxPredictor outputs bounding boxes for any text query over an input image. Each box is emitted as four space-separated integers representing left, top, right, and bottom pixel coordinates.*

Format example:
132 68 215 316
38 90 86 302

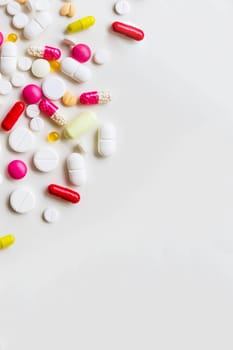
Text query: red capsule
112 21 144 41
48 184 80 204
1 101 26 131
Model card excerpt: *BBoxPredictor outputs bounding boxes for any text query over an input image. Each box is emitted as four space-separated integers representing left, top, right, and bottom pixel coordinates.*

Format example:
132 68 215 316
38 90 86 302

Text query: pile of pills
0 0 144 249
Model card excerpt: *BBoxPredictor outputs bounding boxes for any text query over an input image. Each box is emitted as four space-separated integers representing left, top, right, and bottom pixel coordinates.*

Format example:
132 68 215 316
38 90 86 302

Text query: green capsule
63 111 97 139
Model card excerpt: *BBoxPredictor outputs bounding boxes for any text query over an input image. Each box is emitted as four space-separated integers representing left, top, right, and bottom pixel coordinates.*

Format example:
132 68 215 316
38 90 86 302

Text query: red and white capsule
112 21 144 41
39 99 67 127
79 91 112 105
48 184 80 204
27 45 61 60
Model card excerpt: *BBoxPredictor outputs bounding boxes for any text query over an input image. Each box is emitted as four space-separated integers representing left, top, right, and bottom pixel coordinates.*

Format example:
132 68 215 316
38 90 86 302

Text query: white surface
1 0 233 350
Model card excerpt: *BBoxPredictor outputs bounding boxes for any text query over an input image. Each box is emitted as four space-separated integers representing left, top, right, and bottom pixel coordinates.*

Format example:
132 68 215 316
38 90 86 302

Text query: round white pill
35 0 50 11
42 76 66 100
29 117 44 132
18 56 32 71
31 58 50 78
6 1 20 15
10 187 36 214
11 72 26 87
0 80 12 95
8 127 34 153
33 147 59 172
114 0 130 15
12 12 29 29
26 104 40 118
43 207 59 223
93 49 110 65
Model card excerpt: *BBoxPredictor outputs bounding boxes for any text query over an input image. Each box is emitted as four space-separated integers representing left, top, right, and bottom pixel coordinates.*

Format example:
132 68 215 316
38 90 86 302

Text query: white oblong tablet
33 147 59 172
93 49 110 65
29 117 44 132
31 58 50 78
10 187 36 214
6 1 21 15
18 56 32 71
12 12 29 29
0 42 17 75
98 123 117 157
23 12 52 40
11 72 26 87
42 76 66 100
26 104 40 118
61 57 91 83
8 127 34 153
0 80 12 95
43 207 59 223
114 0 130 15
67 153 86 186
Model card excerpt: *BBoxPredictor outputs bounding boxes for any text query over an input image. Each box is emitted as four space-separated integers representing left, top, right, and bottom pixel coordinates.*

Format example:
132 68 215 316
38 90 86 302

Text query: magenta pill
22 84 42 104
7 160 28 180
0 32 4 46
71 44 92 63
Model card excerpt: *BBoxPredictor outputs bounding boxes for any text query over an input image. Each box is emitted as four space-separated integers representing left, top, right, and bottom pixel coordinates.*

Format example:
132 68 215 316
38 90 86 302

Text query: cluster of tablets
0 0 144 248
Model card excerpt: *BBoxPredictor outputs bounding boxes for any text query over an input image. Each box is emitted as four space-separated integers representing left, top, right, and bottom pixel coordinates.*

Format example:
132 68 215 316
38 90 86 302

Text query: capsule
61 57 91 83
39 99 67 127
112 21 144 41
1 101 26 131
0 234 15 249
63 111 97 139
0 42 17 75
66 16 95 34
27 45 61 60
48 184 80 203
79 91 111 105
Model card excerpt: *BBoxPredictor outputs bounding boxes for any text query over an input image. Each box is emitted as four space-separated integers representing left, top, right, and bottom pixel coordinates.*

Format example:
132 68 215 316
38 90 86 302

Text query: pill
31 58 50 78
1 101 25 131
11 72 26 87
27 45 61 60
47 131 60 142
10 187 36 213
43 207 59 223
0 80 12 95
6 32 18 42
49 60 60 72
39 99 67 127
93 49 110 65
33 147 59 172
22 83 42 104
71 43 91 63
0 235 15 249
18 56 32 71
0 42 17 75
48 184 80 204
26 104 40 118
0 32 4 46
7 159 28 179
62 91 77 106
112 21 144 41
42 76 66 100
61 57 91 83
29 117 44 131
79 91 111 105
67 153 86 186
66 16 95 34
23 12 52 40
6 1 21 15
98 123 117 157
114 0 131 15
12 12 29 29
63 111 97 139
8 127 34 152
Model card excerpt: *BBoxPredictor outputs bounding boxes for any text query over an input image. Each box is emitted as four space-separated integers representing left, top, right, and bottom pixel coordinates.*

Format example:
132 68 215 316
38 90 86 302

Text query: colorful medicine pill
7 159 28 179
1 101 25 131
39 99 67 127
27 45 61 60
48 184 80 203
66 16 95 34
79 91 111 105
71 43 91 63
0 234 15 249
22 84 42 104
112 21 144 41
63 111 97 139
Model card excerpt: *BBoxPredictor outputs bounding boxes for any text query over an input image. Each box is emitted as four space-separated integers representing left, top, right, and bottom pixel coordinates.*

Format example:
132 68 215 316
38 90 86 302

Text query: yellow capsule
6 33 18 43
47 131 60 142
0 235 15 249
66 16 96 34
49 60 61 72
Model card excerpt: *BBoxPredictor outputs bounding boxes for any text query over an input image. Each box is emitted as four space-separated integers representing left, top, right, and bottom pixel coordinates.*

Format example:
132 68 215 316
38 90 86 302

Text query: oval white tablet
26 104 40 118
0 80 12 95
8 127 34 153
98 123 117 157
10 187 36 214
31 58 50 78
11 72 26 87
42 76 66 100
29 117 44 131
43 207 59 223
114 0 131 15
6 1 20 15
93 49 110 65
33 147 59 172
12 12 29 29
18 56 32 71
67 153 86 186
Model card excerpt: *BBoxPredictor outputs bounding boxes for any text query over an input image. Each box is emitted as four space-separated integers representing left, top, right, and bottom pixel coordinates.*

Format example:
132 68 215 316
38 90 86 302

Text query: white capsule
0 42 17 75
67 153 86 186
61 57 91 83
23 12 52 40
98 123 117 157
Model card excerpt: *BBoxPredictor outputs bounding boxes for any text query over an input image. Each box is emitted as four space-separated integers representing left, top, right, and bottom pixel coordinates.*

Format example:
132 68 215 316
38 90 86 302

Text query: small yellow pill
47 131 60 142
49 60 61 72
66 16 96 34
6 33 18 43
0 235 15 249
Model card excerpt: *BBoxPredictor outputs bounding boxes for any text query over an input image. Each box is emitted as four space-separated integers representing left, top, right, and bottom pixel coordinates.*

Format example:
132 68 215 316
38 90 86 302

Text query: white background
1 0 233 349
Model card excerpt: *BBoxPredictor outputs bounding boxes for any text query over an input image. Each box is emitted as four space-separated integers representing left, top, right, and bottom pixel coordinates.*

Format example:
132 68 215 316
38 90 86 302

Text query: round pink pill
7 160 28 180
71 44 92 63
22 84 42 104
